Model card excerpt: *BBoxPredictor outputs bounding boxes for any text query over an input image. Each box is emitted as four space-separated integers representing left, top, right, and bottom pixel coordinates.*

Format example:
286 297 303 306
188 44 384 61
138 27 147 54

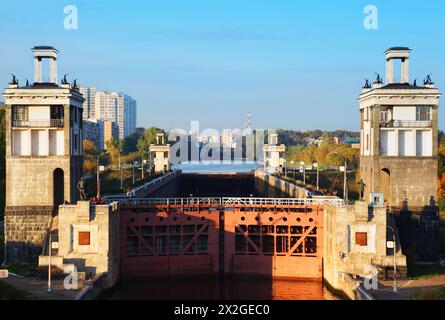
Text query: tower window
12 106 28 121
416 106 430 121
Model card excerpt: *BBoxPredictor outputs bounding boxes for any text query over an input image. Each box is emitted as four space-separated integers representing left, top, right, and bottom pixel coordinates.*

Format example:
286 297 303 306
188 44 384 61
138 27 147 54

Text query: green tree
137 127 165 154
106 137 123 167
122 127 145 154
83 139 99 174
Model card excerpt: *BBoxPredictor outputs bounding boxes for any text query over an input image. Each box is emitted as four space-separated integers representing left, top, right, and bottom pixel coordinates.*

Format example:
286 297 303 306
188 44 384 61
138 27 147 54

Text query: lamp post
300 161 306 186
141 158 145 180
96 151 108 201
387 225 398 293
47 232 52 293
314 162 319 191
290 161 295 181
119 151 123 191
334 152 348 204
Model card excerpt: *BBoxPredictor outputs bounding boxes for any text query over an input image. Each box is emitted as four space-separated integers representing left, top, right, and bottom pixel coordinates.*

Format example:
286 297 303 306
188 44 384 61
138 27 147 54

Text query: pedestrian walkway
1 274 83 300
371 275 445 300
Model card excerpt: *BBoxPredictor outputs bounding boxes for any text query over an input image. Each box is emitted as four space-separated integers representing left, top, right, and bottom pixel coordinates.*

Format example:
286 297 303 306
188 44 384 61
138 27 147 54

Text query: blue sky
0 0 444 131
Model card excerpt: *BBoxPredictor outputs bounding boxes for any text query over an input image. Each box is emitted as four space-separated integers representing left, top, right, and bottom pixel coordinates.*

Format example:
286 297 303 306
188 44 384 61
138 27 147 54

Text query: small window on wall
78 231 91 246
416 106 431 121
355 232 368 246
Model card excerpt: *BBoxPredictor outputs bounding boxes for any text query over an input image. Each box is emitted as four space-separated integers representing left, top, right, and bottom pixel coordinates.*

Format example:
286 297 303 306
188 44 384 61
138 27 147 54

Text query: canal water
104 277 340 300
173 161 260 174
105 163 340 300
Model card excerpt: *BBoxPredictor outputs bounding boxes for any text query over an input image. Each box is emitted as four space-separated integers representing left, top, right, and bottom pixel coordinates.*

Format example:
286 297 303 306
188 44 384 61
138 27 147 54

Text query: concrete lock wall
323 201 407 299
4 207 53 264
56 201 120 288
254 170 308 198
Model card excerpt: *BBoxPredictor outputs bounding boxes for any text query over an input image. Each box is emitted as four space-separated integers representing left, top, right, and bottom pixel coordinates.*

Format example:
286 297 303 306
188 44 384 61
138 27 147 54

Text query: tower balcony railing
380 120 432 128
12 119 64 128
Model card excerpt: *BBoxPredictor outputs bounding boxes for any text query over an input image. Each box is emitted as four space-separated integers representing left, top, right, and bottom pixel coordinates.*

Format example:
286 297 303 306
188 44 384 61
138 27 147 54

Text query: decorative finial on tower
363 79 372 89
25 79 29 87
61 74 69 85
9 74 18 85
374 73 383 84
424 74 434 86
72 79 79 89
413 79 417 87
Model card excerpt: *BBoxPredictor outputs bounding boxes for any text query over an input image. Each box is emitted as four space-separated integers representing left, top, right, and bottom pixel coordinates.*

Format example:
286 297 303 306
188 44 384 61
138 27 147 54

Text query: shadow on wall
394 203 440 262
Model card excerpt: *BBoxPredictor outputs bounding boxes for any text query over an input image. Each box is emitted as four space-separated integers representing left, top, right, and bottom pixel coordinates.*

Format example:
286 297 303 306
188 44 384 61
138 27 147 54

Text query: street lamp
133 161 139 185
386 225 398 293
334 152 348 204
313 162 319 191
96 151 109 201
48 232 52 293
118 151 123 191
300 161 306 186
290 160 295 181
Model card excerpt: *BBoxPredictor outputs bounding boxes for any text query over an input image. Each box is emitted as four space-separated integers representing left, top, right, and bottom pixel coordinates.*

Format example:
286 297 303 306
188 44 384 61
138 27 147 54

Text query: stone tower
149 133 171 173
358 47 441 261
2 46 84 263
359 47 441 208
263 133 286 174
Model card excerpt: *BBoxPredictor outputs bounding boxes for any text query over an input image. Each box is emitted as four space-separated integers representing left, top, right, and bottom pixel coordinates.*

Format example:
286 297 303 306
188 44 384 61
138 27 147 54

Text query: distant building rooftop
32 46 58 52
385 47 411 52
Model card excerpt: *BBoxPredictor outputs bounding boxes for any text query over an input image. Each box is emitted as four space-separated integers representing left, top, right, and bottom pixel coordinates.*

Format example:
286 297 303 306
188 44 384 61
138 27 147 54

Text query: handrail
113 197 344 207
380 120 431 128
12 119 64 128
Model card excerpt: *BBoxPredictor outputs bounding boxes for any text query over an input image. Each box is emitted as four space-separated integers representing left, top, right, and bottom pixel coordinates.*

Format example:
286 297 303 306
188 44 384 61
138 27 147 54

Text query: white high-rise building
79 86 96 120
95 91 137 140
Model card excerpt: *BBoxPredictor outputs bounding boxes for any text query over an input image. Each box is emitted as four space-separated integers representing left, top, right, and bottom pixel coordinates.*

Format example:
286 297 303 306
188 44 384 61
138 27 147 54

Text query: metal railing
12 119 64 128
127 170 180 196
115 197 345 207
380 120 431 128
120 197 222 206
222 197 344 206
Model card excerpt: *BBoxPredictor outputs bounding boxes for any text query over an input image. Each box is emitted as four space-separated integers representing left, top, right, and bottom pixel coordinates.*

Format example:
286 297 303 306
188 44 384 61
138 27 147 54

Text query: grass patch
408 264 445 280
411 286 445 300
0 280 35 300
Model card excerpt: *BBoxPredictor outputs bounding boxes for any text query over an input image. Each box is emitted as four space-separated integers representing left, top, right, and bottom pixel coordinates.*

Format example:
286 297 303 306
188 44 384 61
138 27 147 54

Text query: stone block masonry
4 207 53 264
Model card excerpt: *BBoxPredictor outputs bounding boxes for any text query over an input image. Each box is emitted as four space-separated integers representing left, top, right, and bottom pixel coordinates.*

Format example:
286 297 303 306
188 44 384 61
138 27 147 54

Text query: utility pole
132 162 135 185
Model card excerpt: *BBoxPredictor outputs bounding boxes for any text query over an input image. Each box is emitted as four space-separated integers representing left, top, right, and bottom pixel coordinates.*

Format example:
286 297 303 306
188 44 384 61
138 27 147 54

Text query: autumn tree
83 139 99 174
